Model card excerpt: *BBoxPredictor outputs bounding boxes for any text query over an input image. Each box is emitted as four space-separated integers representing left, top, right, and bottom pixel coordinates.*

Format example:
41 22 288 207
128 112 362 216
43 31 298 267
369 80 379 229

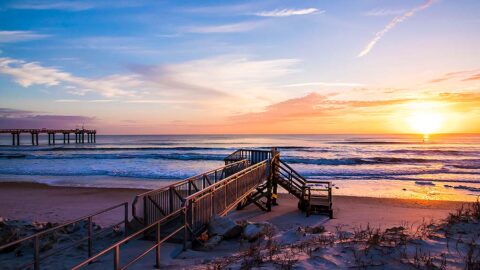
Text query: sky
0 0 479 134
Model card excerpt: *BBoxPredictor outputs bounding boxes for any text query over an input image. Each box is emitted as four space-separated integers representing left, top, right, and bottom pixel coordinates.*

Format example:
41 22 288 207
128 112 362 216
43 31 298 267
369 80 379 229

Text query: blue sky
0 0 479 134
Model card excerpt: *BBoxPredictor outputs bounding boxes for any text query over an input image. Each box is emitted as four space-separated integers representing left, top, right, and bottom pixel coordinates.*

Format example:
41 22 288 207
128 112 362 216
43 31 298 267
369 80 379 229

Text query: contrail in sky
358 0 434 57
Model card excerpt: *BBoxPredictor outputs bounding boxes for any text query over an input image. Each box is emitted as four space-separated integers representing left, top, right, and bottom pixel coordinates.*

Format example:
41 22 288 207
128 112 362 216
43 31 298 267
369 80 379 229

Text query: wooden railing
185 160 269 235
73 158 272 269
224 149 272 165
132 159 250 226
0 202 128 270
72 208 187 270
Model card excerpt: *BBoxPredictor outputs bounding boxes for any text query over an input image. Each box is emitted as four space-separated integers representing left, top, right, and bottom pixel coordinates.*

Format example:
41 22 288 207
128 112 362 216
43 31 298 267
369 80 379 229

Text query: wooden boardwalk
0 149 332 270
0 128 97 145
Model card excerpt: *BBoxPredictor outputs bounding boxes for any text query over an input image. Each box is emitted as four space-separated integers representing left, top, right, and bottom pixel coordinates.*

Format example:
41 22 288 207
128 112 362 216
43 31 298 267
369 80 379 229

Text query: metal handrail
0 202 129 270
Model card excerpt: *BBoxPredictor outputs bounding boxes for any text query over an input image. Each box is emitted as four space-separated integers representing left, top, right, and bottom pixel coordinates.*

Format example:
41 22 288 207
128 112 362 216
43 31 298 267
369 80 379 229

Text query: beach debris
208 215 242 240
415 181 435 186
202 235 223 250
304 225 325 234
243 222 274 242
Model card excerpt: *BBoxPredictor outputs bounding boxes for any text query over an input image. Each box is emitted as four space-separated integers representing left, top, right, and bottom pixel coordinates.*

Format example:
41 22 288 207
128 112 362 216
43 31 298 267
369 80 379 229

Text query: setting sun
406 102 445 135
408 112 443 135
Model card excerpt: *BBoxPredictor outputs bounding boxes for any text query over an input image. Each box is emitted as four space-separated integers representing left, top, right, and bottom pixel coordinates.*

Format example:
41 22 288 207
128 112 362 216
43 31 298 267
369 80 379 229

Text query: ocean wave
389 149 479 156
0 152 226 161
283 156 440 166
0 146 234 152
0 153 27 159
328 141 414 145
0 170 187 179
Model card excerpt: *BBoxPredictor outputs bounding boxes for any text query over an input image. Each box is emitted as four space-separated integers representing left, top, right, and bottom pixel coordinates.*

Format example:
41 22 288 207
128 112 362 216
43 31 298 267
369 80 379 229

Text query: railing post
210 189 214 218
191 201 195 240
143 196 148 227
169 187 174 214
88 217 93 258
155 222 161 268
124 203 129 237
272 148 279 206
114 245 120 270
183 208 188 251
33 235 40 270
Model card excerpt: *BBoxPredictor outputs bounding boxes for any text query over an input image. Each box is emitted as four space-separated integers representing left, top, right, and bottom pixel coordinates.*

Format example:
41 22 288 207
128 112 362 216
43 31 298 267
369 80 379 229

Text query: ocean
0 134 479 201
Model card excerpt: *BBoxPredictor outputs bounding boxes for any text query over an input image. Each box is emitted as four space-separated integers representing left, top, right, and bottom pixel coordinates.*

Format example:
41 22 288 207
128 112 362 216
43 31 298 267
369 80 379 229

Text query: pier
0 129 97 145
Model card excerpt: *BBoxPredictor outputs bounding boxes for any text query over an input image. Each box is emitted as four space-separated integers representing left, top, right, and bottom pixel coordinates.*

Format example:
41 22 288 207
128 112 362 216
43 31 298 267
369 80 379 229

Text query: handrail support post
33 235 40 270
124 203 129 237
155 222 161 268
88 217 93 258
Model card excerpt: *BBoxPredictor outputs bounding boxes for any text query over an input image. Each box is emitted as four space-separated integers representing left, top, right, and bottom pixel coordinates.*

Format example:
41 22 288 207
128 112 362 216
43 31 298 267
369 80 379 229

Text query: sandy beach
0 182 146 226
0 180 477 269
0 181 466 228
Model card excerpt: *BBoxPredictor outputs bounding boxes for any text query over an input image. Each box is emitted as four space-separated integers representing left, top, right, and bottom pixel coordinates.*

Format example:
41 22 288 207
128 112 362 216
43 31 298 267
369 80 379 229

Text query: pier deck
0 128 97 145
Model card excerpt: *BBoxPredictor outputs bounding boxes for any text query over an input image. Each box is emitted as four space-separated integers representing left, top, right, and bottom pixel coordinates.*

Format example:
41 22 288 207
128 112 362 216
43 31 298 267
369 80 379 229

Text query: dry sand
0 182 472 269
0 182 466 228
0 182 146 226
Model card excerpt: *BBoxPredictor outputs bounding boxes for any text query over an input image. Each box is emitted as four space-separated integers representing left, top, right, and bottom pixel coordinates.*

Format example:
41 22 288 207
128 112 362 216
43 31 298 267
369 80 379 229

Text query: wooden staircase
231 149 333 218
275 159 333 218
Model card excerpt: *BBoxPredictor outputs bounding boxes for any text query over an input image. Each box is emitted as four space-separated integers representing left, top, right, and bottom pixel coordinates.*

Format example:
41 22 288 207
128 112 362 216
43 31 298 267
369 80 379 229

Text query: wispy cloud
364 8 407 17
10 1 95 11
463 73 480 81
358 0 434 57
183 21 260 34
254 8 322 17
230 92 411 125
0 31 50 43
9 0 141 11
0 55 299 109
284 82 365 88
429 69 480 83
0 57 141 97
131 55 300 105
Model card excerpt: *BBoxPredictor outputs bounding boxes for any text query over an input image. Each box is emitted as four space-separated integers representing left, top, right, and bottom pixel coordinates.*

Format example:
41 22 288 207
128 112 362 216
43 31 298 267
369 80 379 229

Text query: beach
0 181 466 228
1 181 476 269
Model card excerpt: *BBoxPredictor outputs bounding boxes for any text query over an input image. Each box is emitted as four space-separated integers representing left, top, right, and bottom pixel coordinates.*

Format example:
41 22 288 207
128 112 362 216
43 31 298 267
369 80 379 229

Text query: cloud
9 0 141 11
364 9 407 17
463 73 480 81
0 108 95 129
0 55 299 108
0 57 142 97
429 69 480 83
254 8 322 17
183 22 260 34
284 82 365 88
10 1 95 11
0 31 50 43
130 55 300 103
358 0 434 57
231 92 411 124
